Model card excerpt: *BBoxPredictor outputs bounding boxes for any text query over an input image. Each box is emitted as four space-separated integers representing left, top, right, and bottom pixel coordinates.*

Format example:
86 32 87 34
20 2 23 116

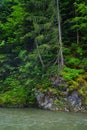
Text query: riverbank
0 73 87 113
35 87 87 113
0 87 87 113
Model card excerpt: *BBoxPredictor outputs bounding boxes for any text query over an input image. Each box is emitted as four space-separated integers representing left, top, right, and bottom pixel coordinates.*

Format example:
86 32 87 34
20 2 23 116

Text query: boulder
67 91 82 112
35 89 59 111
35 89 85 112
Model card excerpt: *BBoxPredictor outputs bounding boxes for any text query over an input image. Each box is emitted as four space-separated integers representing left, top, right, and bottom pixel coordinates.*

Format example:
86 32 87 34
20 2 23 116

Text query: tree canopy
0 0 87 108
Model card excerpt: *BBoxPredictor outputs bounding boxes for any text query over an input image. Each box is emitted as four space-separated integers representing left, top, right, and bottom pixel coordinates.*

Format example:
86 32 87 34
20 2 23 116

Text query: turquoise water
0 108 87 130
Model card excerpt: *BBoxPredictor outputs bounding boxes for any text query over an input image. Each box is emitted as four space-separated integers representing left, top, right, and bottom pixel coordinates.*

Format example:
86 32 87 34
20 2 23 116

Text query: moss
54 99 64 106
76 73 87 106
47 88 58 95
84 99 87 106
64 73 87 108
68 81 79 91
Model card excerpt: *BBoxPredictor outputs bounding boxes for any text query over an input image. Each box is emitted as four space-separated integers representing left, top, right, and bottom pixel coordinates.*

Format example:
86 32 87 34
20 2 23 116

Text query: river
0 108 87 130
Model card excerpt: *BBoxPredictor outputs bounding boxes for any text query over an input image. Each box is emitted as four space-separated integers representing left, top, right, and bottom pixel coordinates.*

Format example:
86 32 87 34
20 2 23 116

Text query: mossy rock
54 99 64 110
47 88 58 95
84 99 87 106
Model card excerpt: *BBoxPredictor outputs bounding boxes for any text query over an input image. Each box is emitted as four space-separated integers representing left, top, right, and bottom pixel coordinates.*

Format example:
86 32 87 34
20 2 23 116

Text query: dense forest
0 0 87 111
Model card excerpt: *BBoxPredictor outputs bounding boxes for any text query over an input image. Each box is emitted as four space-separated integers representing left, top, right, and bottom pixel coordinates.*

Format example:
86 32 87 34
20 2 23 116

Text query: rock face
67 91 82 112
35 89 84 112
35 90 59 111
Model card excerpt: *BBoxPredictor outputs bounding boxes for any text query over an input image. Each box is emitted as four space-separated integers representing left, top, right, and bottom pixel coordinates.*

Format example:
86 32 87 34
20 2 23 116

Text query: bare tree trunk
36 42 44 67
57 0 64 69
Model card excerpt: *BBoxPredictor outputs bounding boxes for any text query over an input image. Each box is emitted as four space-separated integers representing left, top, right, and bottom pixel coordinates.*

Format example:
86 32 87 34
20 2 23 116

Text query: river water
0 108 87 130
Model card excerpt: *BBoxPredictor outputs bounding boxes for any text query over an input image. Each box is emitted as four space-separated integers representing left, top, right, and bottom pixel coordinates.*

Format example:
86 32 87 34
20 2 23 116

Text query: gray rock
35 89 84 112
67 91 82 112
35 90 58 110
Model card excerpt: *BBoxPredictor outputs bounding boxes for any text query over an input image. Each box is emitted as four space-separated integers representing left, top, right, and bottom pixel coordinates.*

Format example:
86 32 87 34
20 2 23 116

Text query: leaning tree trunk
36 42 45 67
57 0 64 70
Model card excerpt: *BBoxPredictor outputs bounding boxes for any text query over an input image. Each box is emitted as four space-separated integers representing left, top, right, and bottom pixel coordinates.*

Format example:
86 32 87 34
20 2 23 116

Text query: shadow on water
0 108 87 130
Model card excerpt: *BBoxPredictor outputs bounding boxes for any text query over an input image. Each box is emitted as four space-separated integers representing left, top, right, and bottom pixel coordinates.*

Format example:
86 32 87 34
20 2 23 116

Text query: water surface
0 108 87 130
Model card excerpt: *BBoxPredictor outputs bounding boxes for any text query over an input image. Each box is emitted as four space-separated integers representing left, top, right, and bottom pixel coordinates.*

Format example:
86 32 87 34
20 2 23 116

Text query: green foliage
66 57 81 67
41 76 52 88
61 66 84 81
47 65 58 76
0 87 27 107
70 2 87 43
0 76 36 107
0 77 27 107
